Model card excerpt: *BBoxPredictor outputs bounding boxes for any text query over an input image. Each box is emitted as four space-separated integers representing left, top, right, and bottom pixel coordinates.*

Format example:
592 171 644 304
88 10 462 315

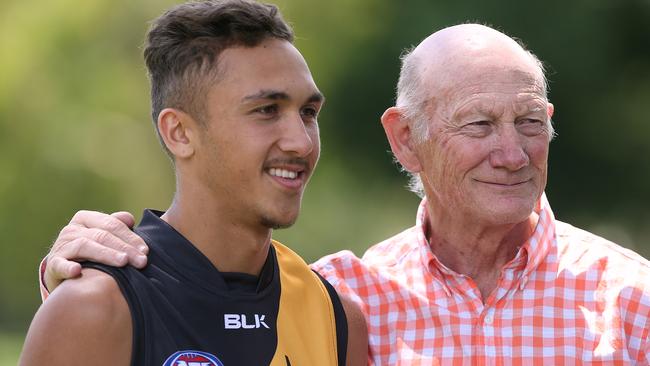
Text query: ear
380 106 423 173
157 108 197 159
547 102 554 119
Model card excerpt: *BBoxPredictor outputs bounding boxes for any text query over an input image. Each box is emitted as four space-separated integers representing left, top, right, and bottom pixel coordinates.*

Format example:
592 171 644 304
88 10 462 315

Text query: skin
21 38 367 366
21 269 131 365
382 24 554 300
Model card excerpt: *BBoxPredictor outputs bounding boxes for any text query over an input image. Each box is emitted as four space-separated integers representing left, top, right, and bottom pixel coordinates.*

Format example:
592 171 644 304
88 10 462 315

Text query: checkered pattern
312 195 650 365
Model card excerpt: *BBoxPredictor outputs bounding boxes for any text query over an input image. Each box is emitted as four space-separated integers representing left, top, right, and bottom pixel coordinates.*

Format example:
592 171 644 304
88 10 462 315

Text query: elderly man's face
415 65 553 227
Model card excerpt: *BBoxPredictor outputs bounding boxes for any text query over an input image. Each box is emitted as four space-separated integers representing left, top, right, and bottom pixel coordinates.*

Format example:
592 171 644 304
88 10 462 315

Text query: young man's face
190 38 323 230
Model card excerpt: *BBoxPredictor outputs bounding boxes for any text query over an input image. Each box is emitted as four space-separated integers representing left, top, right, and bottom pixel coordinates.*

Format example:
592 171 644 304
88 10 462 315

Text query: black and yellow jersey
84 210 347 366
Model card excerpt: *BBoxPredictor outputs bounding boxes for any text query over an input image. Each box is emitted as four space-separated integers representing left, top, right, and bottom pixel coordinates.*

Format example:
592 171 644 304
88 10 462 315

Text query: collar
136 209 276 294
416 193 556 295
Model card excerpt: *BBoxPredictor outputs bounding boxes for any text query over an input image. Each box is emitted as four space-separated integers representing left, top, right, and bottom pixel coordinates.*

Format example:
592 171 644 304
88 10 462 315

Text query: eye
461 120 492 137
516 118 545 135
300 105 319 121
253 104 278 116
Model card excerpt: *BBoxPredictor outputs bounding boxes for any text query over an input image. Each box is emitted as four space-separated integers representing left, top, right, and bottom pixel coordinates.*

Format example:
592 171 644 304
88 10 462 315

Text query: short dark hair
143 0 294 157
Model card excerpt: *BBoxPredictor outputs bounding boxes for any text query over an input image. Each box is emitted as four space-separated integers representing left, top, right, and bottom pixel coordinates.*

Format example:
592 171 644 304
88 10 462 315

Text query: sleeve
311 250 367 307
312 250 377 365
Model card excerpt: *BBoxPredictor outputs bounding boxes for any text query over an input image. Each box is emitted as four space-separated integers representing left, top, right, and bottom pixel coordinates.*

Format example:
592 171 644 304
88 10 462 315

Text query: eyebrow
242 89 325 104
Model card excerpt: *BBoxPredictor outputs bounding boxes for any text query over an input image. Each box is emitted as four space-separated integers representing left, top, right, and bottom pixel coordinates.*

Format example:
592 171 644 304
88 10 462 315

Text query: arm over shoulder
340 294 368 366
20 268 132 366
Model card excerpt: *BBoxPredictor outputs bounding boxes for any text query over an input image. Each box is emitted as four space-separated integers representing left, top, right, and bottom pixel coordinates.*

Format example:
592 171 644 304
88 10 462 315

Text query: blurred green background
2 0 649 362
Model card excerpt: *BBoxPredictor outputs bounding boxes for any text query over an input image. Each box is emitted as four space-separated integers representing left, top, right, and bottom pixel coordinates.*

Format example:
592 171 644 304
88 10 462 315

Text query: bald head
412 24 540 65
397 24 547 114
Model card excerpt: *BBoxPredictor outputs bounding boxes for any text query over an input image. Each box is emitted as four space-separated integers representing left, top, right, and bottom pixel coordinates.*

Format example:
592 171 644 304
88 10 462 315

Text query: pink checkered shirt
312 195 650 365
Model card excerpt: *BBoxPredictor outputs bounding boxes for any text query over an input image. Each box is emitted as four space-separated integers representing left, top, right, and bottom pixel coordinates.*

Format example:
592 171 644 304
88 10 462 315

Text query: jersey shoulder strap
270 240 347 366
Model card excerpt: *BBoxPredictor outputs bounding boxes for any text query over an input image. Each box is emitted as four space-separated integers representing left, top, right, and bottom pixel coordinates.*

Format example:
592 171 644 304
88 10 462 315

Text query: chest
363 270 641 365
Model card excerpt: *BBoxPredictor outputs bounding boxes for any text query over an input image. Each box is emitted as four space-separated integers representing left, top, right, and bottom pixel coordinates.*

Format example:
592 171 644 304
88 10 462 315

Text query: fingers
45 211 150 292
68 210 149 254
44 255 82 292
52 236 131 266
110 211 136 229
56 229 145 267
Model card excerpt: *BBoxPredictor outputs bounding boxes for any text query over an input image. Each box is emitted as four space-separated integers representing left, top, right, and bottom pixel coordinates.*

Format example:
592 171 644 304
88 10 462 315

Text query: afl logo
162 350 224 366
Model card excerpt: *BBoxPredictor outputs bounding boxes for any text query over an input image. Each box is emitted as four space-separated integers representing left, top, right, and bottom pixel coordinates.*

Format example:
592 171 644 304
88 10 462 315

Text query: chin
488 212 531 226
260 212 299 230
487 205 535 225
471 196 535 225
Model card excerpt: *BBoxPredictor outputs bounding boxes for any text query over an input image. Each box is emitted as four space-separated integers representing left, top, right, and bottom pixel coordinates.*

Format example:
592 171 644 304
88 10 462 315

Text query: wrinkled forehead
446 65 545 95
422 62 547 107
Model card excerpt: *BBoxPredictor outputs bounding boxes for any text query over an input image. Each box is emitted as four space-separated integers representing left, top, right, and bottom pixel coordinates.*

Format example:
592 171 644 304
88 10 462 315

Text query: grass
0 332 22 365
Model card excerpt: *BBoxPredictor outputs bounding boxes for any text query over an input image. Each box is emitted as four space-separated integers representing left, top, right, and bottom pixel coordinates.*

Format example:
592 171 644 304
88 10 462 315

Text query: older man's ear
380 106 423 174
547 103 554 119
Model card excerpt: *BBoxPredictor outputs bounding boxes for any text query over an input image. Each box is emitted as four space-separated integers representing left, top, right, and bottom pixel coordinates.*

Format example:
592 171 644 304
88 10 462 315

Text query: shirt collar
415 193 557 290
520 193 556 278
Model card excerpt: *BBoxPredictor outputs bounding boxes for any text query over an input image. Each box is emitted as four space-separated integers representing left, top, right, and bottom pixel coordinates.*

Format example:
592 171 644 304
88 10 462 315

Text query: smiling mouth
476 179 531 187
263 158 310 188
268 168 299 180
265 167 309 190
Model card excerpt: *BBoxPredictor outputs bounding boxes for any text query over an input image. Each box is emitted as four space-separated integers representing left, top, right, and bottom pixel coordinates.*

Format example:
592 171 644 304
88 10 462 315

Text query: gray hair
394 37 555 198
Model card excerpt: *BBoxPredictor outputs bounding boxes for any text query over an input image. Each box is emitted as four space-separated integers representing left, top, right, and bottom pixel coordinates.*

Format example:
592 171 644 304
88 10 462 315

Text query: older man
313 24 650 364
38 24 650 364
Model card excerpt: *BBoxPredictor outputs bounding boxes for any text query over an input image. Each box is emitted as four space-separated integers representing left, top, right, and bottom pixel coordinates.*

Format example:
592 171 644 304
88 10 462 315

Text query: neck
426 207 537 300
161 187 272 277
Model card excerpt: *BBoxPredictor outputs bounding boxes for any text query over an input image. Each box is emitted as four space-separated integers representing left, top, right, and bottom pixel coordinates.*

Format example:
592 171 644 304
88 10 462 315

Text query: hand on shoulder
44 210 148 293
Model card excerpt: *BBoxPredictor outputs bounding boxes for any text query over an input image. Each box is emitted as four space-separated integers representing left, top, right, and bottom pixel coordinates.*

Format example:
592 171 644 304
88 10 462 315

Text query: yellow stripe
269 240 339 366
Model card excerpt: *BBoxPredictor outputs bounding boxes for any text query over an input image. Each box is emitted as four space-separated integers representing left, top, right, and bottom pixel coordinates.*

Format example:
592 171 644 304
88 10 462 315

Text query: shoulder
362 225 422 267
555 221 650 305
311 250 364 277
313 226 421 272
555 220 650 273
311 226 421 290
20 268 132 366
339 294 368 366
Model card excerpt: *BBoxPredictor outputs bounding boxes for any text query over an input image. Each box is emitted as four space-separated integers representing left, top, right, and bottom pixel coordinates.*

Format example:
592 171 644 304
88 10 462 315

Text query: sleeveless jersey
83 210 347 366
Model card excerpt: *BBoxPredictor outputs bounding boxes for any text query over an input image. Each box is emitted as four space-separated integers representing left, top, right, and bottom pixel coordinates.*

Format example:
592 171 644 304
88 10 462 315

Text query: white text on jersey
224 314 270 329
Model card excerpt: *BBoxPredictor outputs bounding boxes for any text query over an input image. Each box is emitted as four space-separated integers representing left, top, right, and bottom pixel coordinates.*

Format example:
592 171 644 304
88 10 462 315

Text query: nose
489 124 529 171
278 114 314 157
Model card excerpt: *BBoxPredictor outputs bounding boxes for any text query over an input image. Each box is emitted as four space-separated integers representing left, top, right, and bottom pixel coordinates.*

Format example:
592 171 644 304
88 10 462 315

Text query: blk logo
224 313 270 329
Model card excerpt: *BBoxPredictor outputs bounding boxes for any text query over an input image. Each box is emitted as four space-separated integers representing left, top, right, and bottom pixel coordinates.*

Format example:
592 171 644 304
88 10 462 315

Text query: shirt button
484 314 494 324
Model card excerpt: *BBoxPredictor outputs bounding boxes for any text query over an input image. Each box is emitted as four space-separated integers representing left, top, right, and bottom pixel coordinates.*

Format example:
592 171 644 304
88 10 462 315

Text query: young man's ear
380 106 423 173
157 108 197 159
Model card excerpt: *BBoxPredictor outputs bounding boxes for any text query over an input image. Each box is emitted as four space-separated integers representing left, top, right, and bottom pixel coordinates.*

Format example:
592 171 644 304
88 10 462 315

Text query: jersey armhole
82 262 143 366
313 270 348 366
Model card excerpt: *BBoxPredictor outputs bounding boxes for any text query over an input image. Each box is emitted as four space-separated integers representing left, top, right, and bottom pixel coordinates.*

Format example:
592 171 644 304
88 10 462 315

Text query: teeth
269 168 298 179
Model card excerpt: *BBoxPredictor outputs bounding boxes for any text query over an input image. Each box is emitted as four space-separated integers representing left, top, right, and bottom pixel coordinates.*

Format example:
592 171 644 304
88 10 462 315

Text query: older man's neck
426 213 538 301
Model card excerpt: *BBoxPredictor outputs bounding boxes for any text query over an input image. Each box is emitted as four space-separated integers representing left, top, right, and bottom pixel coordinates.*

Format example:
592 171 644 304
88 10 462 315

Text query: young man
20 1 366 365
